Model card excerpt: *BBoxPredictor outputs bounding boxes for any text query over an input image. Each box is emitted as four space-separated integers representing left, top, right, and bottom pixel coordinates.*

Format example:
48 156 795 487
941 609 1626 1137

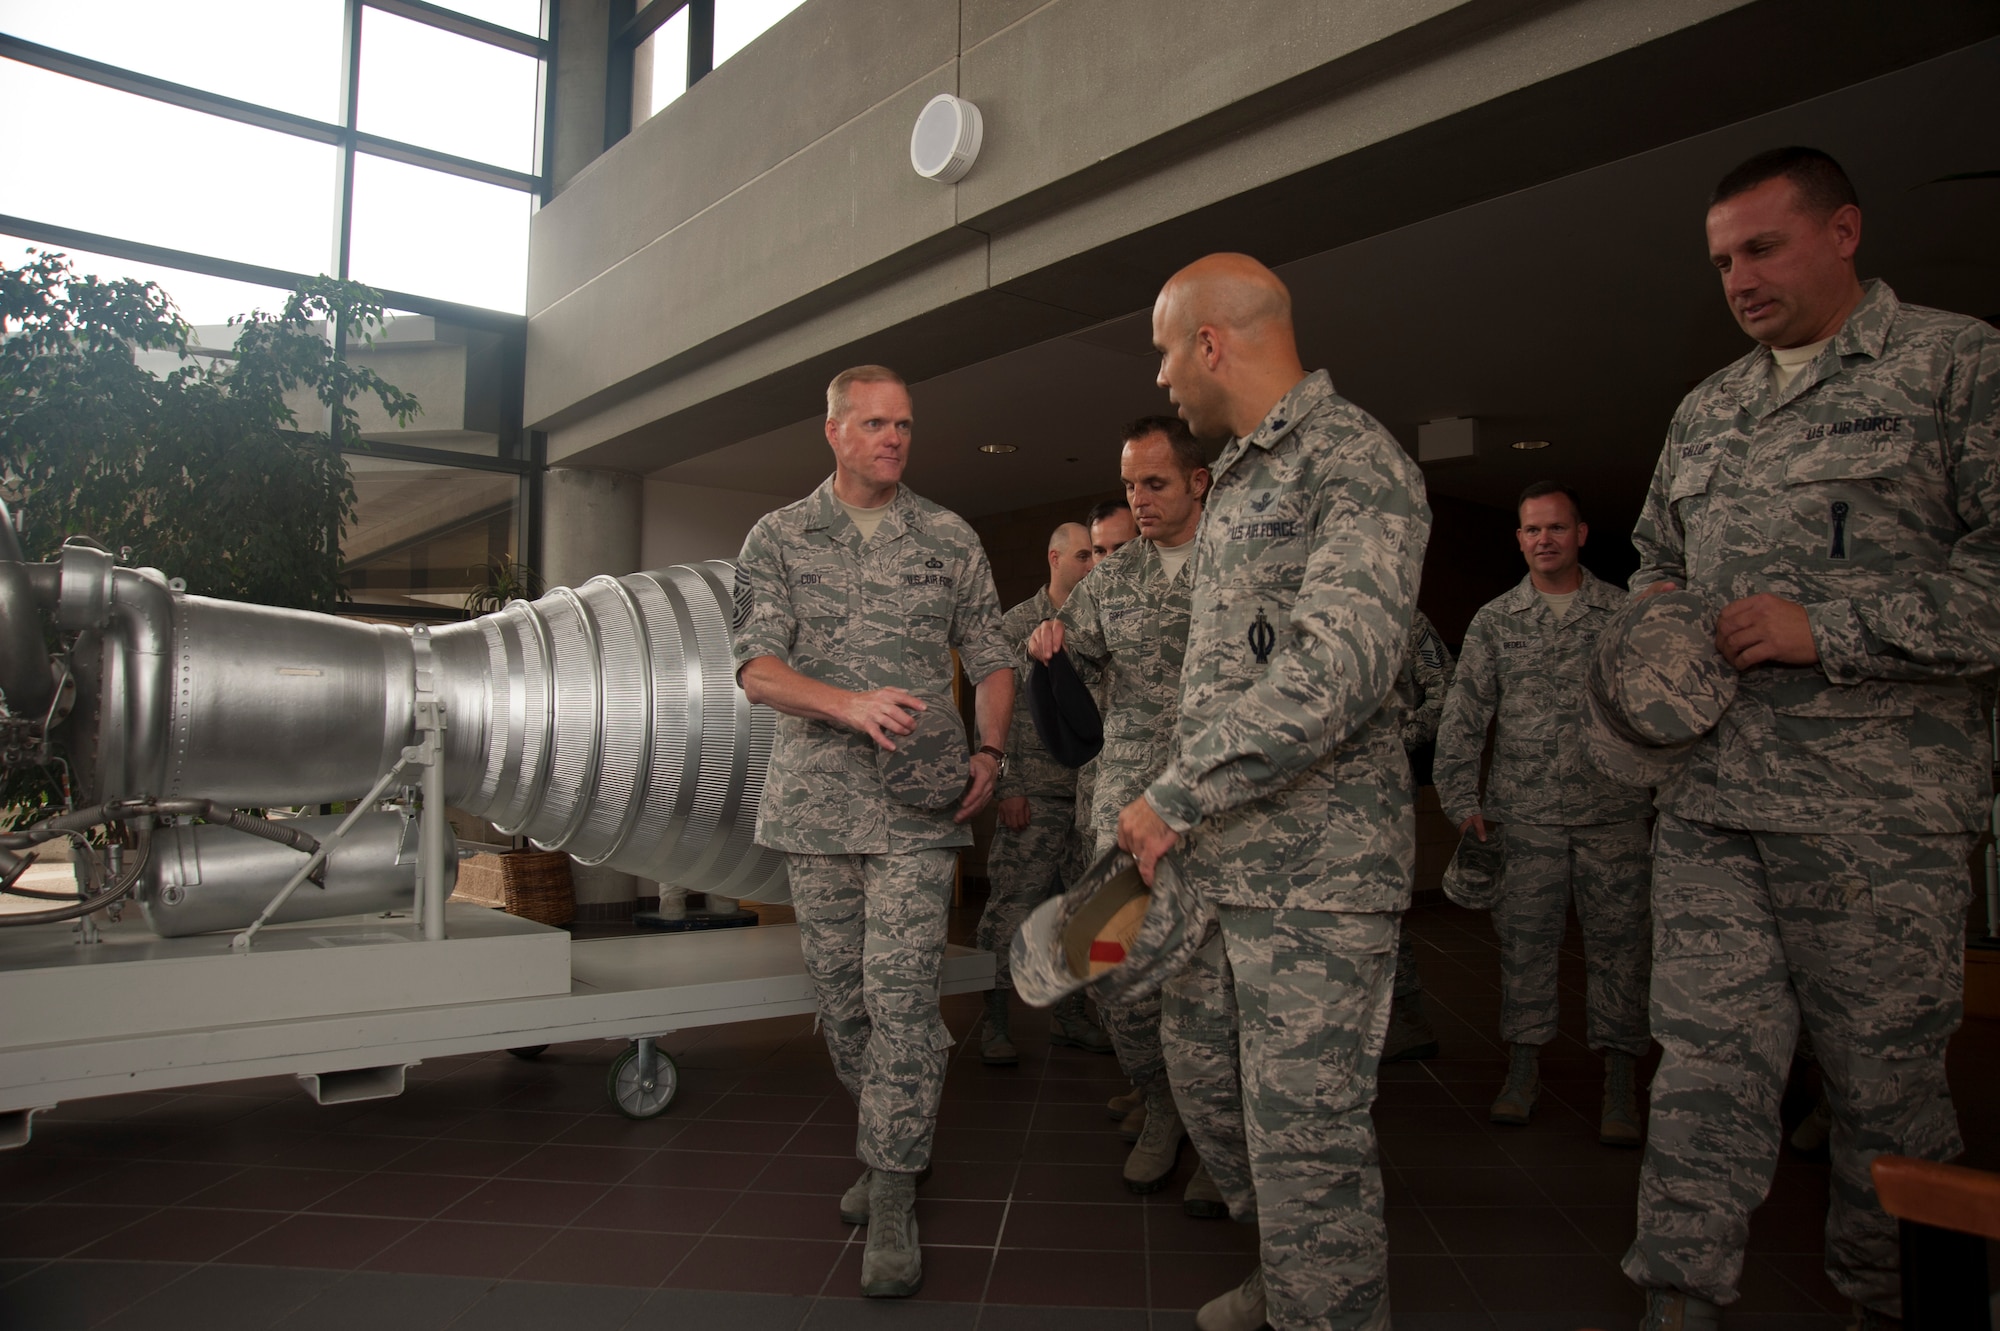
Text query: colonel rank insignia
1247 607 1275 665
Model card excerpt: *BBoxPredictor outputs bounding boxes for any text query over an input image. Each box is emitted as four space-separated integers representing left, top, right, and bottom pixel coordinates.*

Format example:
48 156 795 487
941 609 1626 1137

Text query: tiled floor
2 894 1994 1330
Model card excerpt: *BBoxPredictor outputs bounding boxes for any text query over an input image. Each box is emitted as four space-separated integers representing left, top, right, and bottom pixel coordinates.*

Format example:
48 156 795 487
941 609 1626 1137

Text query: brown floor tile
663 1118 792 1155
380 1138 531 1178
1000 1201 1145 1251
448 1109 586 1144
501 1143 654 1185
54 1159 236 1207
985 1247 1145 1306
363 1219 561 1278
1020 1130 1126 1166
921 1160 1018 1201
263 1132 418 1173
1528 1163 1643 1207
711 1190 855 1242
0 1154 113 1204
573 1184 736 1234
309 1170 481 1219
78 1205 274 1262
625 1150 769 1191
221 1212 415 1269
781 1124 858 1157
912 1198 1005 1247
1386 1253 1488 1315
0 1203 155 1258
510 1225 691 1286
552 1113 693 1148
697 1094 826 1124
1425 1203 1594 1254
1393 1165 1544 1207
936 1099 1039 1132
1012 1162 1130 1203
1384 1206 1445 1257
1149 1249 1254 1311
931 1129 1030 1163
443 1178 609 1226
659 1235 844 1295
752 1153 861 1196
1562 1203 1638 1258
184 1165 360 1212
1457 1252 1641 1314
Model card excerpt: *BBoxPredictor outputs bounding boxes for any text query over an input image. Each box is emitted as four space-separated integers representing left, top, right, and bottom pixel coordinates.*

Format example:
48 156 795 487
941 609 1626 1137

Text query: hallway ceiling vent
911 94 983 184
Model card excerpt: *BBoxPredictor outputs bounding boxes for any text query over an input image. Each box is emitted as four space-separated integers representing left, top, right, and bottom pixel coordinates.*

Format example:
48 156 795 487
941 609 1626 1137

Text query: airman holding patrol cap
1434 481 1655 1148
732 365 1015 1300
1621 147 2000 1331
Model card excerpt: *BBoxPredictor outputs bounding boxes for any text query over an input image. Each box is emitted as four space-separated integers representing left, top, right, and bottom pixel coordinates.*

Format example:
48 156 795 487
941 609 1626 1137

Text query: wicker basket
500 850 574 927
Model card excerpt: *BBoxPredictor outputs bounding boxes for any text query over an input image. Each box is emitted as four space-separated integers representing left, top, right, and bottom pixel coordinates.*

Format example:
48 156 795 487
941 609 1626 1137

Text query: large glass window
348 155 533 314
633 6 691 125
0 62 339 275
343 456 520 614
0 1 548 619
0 0 346 122
714 0 806 67
357 7 540 171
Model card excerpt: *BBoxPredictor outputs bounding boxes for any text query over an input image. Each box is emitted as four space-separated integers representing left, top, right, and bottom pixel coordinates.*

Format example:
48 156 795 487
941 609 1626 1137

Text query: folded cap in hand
1583 589 1738 788
1010 847 1210 1009
877 696 970 808
1027 649 1103 769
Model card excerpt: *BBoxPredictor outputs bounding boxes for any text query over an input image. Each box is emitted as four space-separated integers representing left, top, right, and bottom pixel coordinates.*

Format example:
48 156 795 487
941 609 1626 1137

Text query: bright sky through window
0 0 540 314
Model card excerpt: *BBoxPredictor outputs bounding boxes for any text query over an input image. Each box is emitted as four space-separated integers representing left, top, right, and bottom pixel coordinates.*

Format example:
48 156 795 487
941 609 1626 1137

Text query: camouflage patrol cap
1010 848 1210 1010
1441 829 1505 911
1584 589 1738 788
877 696 971 808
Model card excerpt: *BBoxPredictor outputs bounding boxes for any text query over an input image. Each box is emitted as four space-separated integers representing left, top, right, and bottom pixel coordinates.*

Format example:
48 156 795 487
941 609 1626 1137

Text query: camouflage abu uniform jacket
1144 370 1432 912
1435 568 1652 827
1057 537 1192 846
731 476 1013 854
1397 609 1455 754
1631 281 2000 834
995 588 1078 803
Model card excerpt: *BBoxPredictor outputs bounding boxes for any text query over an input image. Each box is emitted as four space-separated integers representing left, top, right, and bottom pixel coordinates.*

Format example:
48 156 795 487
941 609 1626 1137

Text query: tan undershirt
839 494 892 542
1538 587 1578 618
1772 335 1834 393
1155 533 1196 582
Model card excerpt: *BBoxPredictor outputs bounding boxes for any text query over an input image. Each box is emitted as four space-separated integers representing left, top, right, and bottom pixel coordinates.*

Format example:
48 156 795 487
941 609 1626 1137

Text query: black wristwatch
977 745 1007 776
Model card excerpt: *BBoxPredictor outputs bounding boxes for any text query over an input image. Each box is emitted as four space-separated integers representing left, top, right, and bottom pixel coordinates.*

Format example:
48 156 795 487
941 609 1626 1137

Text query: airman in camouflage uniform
734 366 1015 1299
1435 492 1654 1143
1033 419 1218 1202
1118 254 1429 1331
977 523 1108 1063
1620 149 2000 1330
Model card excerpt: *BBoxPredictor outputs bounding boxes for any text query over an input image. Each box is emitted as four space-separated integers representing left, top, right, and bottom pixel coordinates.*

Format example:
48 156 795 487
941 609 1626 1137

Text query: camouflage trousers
786 848 957 1174
1495 819 1652 1056
1623 815 1973 1315
1391 932 1423 1001
1166 905 1397 1331
976 797 1073 990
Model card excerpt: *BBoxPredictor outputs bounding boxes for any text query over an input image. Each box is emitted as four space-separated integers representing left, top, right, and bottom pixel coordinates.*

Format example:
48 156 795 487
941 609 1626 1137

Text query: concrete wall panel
530 0 959 314
529 67 965 432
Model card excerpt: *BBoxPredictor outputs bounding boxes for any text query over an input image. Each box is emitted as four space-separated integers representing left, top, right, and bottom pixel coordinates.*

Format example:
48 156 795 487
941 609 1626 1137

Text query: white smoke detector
910 93 982 184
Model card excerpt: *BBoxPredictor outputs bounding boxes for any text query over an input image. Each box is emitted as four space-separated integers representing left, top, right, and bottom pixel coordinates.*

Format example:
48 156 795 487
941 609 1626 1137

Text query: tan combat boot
1489 1042 1540 1125
1382 991 1441 1063
1195 1264 1266 1331
1118 1101 1146 1143
1050 993 1113 1053
1106 1084 1143 1120
1600 1050 1642 1147
980 988 1018 1066
1641 1290 1720 1330
1183 1160 1228 1219
860 1169 922 1297
1123 1080 1185 1194
839 1163 931 1224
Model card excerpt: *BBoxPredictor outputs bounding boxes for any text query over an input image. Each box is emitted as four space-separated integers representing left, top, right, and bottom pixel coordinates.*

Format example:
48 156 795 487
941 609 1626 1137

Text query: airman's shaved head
1152 253 1307 440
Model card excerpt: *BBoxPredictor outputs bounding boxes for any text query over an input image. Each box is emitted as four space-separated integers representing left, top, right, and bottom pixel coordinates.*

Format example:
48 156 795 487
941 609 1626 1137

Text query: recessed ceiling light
1511 439 1551 451
978 443 1017 454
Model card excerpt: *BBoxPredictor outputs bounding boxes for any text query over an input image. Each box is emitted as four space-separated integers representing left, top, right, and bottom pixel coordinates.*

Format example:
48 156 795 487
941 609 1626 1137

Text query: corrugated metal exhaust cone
1011 848 1210 1009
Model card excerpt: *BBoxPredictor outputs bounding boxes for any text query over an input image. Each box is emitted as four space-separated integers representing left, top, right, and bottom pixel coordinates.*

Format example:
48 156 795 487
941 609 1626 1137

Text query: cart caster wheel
508 1045 550 1060
607 1045 679 1119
